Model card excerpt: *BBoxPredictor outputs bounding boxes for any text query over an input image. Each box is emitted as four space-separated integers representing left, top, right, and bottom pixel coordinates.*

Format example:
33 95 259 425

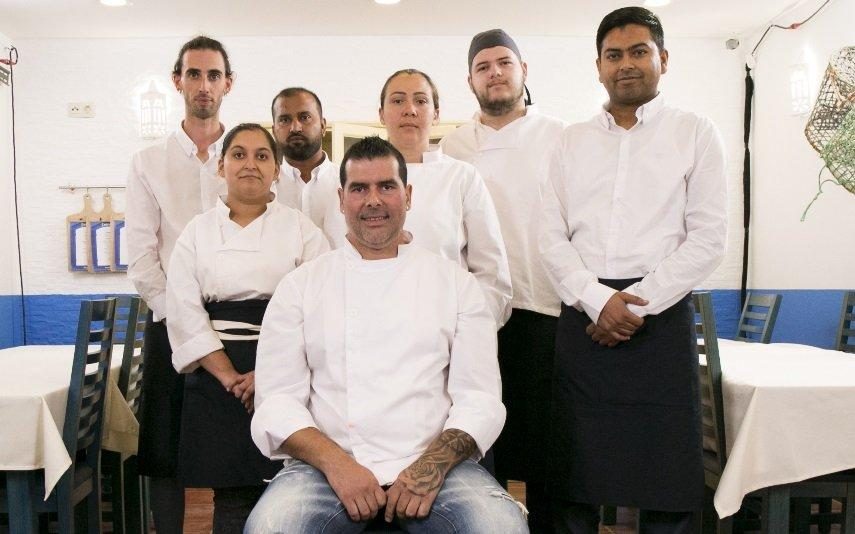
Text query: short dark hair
270 87 324 121
380 69 440 112
339 136 408 187
221 123 281 164
596 7 665 56
173 35 233 77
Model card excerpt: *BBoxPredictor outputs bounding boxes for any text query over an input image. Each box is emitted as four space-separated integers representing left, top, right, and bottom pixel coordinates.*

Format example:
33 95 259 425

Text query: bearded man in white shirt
245 136 528 534
271 87 341 243
539 7 727 534
439 29 567 533
125 35 233 533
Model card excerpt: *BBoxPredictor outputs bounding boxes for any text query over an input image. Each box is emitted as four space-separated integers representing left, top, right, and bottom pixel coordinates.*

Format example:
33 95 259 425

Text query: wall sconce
140 80 167 139
790 62 811 116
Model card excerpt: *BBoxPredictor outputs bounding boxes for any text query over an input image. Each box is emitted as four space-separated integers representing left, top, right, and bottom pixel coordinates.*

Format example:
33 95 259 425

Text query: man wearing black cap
540 7 726 533
441 28 567 534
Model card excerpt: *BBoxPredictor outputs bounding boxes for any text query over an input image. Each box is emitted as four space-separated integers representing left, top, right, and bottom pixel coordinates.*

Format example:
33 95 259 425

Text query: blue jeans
244 459 529 533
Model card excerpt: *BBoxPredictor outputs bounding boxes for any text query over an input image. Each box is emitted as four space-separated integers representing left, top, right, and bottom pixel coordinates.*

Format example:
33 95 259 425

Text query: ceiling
0 0 812 40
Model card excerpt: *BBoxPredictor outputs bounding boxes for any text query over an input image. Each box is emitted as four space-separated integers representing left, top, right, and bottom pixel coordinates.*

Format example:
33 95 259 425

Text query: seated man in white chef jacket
245 136 528 534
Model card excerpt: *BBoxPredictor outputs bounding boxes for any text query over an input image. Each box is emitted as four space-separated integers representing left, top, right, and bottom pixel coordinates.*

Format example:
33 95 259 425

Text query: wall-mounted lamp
140 81 167 139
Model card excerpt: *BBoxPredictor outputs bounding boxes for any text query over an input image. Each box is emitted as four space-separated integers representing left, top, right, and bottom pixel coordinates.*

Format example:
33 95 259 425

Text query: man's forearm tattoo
403 429 477 495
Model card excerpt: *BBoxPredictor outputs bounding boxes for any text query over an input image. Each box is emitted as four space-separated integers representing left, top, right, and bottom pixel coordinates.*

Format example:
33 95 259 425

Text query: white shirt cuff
251 398 319 459
171 330 224 373
580 282 617 324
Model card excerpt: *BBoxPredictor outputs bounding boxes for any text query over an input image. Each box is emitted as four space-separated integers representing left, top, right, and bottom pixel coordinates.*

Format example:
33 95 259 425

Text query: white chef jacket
126 126 227 320
538 94 727 324
251 242 505 485
440 106 567 317
326 147 512 327
166 199 330 373
275 152 342 244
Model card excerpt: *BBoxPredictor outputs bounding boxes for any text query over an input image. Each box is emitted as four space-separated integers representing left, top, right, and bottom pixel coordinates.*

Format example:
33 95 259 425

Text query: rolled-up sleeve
251 271 318 459
443 268 506 458
165 220 223 373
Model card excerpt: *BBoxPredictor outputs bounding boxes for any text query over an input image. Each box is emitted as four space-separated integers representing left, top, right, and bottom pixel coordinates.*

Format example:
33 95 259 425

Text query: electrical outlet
67 102 95 118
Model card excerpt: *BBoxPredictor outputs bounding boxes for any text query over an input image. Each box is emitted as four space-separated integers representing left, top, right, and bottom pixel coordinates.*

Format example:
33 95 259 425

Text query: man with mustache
539 7 727 533
271 87 341 243
440 28 567 533
126 35 233 533
245 136 528 534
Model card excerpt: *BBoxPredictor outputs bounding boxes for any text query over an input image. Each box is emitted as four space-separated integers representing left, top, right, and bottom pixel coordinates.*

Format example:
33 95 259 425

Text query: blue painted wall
0 290 848 348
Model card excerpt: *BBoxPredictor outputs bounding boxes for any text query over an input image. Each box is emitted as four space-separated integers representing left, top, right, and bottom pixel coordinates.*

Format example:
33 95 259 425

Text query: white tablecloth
0 345 139 499
714 339 855 517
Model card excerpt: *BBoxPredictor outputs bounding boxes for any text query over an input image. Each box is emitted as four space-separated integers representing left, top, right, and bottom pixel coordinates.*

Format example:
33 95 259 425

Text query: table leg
6 471 37 534
761 485 790 534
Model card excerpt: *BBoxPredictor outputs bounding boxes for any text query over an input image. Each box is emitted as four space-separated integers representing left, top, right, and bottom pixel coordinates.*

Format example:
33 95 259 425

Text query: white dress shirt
326 147 512 327
539 95 727 324
441 106 568 317
126 127 227 320
275 153 342 244
166 199 330 373
251 243 505 485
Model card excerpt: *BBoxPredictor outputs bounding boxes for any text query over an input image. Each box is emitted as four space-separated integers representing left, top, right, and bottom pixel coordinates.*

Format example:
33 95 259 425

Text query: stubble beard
280 135 323 162
477 83 525 117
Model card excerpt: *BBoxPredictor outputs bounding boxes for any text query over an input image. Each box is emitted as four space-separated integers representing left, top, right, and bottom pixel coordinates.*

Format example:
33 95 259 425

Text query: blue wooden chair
1 298 116 533
734 292 781 344
102 295 148 534
836 290 855 354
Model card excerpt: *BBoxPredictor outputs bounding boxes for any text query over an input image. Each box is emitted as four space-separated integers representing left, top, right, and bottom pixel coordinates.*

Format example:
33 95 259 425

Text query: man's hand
325 457 387 522
597 292 648 341
585 323 621 347
384 429 477 522
384 461 443 522
231 371 255 412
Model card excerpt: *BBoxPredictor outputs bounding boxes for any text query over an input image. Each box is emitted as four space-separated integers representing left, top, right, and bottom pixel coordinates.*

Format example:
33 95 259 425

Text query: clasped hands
327 457 443 524
586 291 649 347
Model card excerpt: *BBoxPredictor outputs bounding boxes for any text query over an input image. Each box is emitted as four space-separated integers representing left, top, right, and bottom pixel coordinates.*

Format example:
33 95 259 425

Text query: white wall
746 0 855 289
0 30 20 298
6 33 745 296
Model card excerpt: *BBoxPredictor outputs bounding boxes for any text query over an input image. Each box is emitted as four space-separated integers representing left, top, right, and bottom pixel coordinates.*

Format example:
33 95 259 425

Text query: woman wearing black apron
165 123 329 533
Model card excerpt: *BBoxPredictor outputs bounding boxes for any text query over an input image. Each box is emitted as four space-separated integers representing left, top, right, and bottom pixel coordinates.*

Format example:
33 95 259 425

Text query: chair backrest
735 292 782 344
62 298 116 477
836 291 855 354
112 295 148 414
695 292 728 478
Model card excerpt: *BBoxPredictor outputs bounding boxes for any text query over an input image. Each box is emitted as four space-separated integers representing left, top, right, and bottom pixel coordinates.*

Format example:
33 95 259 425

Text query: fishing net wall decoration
802 46 855 220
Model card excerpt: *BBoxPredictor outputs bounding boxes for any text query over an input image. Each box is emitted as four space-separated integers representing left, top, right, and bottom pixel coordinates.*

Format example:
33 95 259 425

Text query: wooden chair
102 296 149 534
836 290 855 354
734 292 781 344
1 298 116 533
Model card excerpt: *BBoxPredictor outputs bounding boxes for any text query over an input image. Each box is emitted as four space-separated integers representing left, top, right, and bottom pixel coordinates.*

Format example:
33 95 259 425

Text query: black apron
494 309 557 483
177 299 281 488
549 278 703 512
137 313 184 478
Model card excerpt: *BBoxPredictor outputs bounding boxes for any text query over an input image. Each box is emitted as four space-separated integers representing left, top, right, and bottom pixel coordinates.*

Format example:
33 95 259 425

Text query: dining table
0 344 139 533
713 338 855 528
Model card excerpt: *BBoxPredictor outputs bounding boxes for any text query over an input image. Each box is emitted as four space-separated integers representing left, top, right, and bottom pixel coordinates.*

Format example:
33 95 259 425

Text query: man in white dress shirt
539 7 726 533
125 35 233 533
271 87 341 243
245 137 528 534
440 29 566 533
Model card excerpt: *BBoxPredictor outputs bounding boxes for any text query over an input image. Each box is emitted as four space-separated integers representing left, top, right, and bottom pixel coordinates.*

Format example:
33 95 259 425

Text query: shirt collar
419 145 443 164
173 123 226 158
598 93 665 130
342 237 413 264
279 151 333 183
215 194 275 223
